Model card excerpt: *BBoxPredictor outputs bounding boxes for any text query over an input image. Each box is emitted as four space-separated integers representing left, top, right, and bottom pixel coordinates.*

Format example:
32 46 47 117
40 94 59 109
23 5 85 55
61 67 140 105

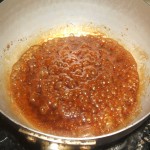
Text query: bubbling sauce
10 35 139 137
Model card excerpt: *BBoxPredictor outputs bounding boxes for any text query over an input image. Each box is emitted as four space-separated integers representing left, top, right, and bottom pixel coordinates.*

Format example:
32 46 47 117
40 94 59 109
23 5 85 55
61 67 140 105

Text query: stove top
0 113 149 150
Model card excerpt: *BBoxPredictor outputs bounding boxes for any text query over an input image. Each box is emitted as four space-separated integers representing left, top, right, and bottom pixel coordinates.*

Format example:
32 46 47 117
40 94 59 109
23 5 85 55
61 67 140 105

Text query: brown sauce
10 35 139 137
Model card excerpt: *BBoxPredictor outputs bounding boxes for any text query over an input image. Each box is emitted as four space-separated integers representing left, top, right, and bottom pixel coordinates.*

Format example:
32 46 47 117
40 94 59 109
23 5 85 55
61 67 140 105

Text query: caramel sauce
10 35 139 137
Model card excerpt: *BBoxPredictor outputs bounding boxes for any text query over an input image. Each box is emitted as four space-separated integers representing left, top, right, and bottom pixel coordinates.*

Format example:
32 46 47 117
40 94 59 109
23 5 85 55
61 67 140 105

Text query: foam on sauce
10 35 140 137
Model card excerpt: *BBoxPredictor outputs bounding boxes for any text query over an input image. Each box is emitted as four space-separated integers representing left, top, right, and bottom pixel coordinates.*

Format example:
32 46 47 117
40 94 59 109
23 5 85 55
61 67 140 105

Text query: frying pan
0 0 150 149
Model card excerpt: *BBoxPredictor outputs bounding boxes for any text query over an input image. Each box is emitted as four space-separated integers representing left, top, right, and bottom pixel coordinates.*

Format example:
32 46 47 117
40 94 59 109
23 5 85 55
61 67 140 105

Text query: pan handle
19 128 96 150
41 142 93 150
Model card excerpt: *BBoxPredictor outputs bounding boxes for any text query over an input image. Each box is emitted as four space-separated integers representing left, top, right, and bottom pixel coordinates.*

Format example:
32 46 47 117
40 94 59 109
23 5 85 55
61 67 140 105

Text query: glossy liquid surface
10 35 139 137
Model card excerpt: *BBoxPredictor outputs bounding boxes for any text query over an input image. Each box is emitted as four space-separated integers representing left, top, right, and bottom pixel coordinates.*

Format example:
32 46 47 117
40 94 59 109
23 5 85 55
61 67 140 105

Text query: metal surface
144 0 150 5
19 128 96 145
0 0 150 148
41 142 92 150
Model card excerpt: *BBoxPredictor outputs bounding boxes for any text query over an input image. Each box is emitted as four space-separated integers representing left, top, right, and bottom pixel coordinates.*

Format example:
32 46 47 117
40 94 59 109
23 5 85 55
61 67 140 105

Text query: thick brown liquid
10 35 139 137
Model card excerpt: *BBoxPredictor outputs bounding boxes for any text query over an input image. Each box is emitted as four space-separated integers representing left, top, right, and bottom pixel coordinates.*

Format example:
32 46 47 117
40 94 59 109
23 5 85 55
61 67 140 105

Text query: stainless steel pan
0 0 150 149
